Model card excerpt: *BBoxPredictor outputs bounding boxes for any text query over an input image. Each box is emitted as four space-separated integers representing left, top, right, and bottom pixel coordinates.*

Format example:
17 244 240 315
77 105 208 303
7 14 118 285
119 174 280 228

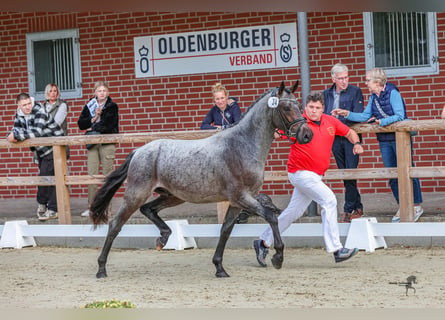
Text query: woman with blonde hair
200 82 241 130
77 81 119 217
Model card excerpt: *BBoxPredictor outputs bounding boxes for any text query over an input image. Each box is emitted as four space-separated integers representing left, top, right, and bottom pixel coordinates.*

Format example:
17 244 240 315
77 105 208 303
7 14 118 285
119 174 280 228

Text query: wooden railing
1 119 445 224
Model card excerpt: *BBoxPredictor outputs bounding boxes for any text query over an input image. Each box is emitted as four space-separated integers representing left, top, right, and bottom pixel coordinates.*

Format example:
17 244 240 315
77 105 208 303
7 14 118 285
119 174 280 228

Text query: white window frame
363 12 439 77
26 28 82 100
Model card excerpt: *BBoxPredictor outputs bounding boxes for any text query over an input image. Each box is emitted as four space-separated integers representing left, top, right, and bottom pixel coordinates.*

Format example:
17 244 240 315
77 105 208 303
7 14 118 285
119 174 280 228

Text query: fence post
53 145 71 224
395 131 414 222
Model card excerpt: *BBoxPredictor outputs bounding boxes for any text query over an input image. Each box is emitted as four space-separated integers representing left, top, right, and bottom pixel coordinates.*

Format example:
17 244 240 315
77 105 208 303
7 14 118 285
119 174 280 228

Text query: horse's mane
225 86 293 129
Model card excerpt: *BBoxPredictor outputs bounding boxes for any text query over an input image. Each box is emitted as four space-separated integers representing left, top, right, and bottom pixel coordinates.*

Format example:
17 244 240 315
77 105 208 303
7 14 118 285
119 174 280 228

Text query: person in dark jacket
7 93 64 221
332 67 423 223
77 81 119 217
43 83 69 160
323 63 365 223
200 82 241 130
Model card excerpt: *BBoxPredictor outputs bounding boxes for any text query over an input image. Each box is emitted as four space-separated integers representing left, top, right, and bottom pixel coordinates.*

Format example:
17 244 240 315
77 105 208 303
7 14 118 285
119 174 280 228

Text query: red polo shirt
287 113 350 175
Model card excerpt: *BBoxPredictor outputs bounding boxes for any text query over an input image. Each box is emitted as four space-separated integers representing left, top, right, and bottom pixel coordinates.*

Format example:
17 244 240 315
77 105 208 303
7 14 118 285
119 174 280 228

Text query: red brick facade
1 12 445 200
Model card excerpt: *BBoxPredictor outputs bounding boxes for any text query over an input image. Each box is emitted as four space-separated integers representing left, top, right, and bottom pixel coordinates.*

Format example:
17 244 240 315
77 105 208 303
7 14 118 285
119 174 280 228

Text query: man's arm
344 129 364 155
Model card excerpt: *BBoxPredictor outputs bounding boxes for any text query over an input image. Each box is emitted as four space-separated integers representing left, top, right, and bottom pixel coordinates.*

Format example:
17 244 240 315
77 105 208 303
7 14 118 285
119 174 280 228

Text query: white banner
134 22 298 78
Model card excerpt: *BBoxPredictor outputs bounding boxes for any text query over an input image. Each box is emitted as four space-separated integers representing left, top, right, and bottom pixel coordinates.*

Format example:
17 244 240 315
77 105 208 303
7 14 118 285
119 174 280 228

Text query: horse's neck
234 102 276 162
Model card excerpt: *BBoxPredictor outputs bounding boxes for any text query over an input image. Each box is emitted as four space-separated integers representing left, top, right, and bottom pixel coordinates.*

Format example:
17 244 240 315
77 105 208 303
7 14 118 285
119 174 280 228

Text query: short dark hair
306 91 324 105
16 92 30 102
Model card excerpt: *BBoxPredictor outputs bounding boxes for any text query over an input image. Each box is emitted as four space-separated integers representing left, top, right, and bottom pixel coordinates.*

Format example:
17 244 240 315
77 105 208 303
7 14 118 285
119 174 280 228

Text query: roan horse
90 81 313 278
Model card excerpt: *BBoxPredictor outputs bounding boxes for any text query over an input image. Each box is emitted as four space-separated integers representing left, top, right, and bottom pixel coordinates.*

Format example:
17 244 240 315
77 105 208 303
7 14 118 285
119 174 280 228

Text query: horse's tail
90 150 136 227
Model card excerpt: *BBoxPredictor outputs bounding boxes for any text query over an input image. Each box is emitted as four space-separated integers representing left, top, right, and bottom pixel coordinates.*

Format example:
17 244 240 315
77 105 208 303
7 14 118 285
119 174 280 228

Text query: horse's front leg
262 207 284 269
254 193 284 268
212 206 238 278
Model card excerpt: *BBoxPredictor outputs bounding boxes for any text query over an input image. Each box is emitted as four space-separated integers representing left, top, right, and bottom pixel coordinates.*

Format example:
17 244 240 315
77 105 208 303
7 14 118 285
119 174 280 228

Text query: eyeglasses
335 76 349 82
365 78 373 84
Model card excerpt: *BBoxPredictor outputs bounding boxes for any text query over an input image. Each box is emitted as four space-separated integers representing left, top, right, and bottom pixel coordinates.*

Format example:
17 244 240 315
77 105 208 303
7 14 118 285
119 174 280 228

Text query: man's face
332 71 349 92
17 98 33 115
305 100 324 122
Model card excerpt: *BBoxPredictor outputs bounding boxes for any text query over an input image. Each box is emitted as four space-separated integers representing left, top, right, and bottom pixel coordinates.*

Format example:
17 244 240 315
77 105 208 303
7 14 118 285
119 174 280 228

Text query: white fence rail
2 218 445 252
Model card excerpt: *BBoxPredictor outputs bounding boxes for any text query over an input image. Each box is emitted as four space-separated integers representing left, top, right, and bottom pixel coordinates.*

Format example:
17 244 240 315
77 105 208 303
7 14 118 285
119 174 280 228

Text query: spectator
200 82 241 130
42 83 69 160
323 63 365 223
441 105 445 119
332 68 423 222
6 93 64 221
253 91 361 268
77 81 119 217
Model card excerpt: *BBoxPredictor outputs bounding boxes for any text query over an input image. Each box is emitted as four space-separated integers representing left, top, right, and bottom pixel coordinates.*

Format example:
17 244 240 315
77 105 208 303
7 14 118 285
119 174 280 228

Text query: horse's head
270 81 313 144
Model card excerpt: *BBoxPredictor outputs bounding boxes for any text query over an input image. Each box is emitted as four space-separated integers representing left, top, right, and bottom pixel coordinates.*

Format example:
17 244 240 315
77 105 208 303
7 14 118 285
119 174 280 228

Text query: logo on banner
138 45 150 74
279 33 292 63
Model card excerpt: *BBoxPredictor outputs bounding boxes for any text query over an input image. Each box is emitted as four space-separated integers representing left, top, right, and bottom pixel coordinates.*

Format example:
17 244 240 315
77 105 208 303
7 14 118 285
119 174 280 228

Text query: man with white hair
323 63 365 223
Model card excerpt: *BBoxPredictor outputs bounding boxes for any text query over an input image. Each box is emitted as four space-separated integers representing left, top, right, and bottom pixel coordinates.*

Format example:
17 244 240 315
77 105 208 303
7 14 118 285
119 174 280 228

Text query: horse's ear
291 80 299 93
277 81 285 96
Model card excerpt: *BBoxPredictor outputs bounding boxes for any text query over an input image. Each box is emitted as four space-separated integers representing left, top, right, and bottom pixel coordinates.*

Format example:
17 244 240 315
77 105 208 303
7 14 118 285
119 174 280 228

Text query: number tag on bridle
268 96 279 108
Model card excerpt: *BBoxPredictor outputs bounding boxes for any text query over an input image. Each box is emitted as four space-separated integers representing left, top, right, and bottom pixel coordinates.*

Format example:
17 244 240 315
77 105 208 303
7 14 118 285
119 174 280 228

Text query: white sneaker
81 209 90 217
391 209 400 223
37 204 47 217
37 204 48 220
414 205 424 222
45 210 58 219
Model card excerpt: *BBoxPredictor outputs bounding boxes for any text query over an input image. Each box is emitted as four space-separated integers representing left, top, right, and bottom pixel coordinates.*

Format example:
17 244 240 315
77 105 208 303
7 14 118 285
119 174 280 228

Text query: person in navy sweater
200 82 241 130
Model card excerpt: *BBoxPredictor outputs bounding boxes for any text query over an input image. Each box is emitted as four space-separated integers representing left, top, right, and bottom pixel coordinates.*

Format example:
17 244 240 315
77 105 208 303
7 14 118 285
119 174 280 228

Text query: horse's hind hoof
215 271 230 278
271 256 283 269
155 238 165 251
96 271 108 279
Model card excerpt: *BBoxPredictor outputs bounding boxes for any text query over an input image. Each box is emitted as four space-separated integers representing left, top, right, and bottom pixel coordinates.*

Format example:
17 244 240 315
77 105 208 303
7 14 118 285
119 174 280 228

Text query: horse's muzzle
289 121 313 145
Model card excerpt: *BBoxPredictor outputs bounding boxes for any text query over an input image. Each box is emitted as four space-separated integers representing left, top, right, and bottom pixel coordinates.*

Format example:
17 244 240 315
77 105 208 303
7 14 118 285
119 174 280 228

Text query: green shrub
83 299 136 308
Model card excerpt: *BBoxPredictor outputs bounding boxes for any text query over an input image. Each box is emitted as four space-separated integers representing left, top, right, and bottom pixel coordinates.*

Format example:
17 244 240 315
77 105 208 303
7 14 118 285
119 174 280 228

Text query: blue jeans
378 140 423 204
332 136 363 213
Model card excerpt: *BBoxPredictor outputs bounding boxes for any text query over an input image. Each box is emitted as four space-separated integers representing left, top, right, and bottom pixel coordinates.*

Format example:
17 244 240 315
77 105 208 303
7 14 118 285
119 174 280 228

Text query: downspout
297 12 317 217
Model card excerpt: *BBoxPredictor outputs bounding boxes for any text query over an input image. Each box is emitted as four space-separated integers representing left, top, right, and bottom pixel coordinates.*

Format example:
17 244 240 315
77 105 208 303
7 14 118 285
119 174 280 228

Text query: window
363 12 438 77
26 28 82 100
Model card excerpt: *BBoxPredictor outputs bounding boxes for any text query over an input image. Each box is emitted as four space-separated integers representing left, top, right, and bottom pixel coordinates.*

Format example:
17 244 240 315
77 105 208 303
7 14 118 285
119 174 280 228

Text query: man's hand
6 132 17 143
353 143 364 155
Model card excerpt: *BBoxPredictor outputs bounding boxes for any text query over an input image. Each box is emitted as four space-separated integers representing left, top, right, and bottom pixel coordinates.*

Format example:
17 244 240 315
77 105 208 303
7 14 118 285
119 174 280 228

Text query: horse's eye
283 106 291 112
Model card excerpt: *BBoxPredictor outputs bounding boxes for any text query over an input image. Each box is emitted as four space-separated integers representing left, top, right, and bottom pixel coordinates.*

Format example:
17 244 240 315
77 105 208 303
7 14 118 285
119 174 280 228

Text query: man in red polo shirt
254 91 364 267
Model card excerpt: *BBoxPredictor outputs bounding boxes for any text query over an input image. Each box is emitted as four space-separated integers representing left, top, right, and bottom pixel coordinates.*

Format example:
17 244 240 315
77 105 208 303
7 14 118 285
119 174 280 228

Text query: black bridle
274 98 307 145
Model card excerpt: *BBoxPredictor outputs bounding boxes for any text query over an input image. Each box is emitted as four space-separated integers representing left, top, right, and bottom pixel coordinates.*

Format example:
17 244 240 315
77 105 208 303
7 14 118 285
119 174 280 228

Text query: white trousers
260 170 343 253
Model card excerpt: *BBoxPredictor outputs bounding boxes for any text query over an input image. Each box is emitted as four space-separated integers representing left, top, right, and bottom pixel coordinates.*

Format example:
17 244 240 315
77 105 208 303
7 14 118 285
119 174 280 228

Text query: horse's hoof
215 271 230 278
271 256 283 269
96 271 107 279
155 238 165 251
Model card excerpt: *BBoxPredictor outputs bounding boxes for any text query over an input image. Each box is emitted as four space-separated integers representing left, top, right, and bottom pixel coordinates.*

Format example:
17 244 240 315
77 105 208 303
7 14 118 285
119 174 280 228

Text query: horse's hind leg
213 206 239 278
139 192 185 250
97 200 143 278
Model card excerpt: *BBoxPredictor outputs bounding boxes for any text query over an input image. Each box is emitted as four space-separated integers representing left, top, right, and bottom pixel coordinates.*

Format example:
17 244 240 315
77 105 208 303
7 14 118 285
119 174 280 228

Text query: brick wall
1 12 445 202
